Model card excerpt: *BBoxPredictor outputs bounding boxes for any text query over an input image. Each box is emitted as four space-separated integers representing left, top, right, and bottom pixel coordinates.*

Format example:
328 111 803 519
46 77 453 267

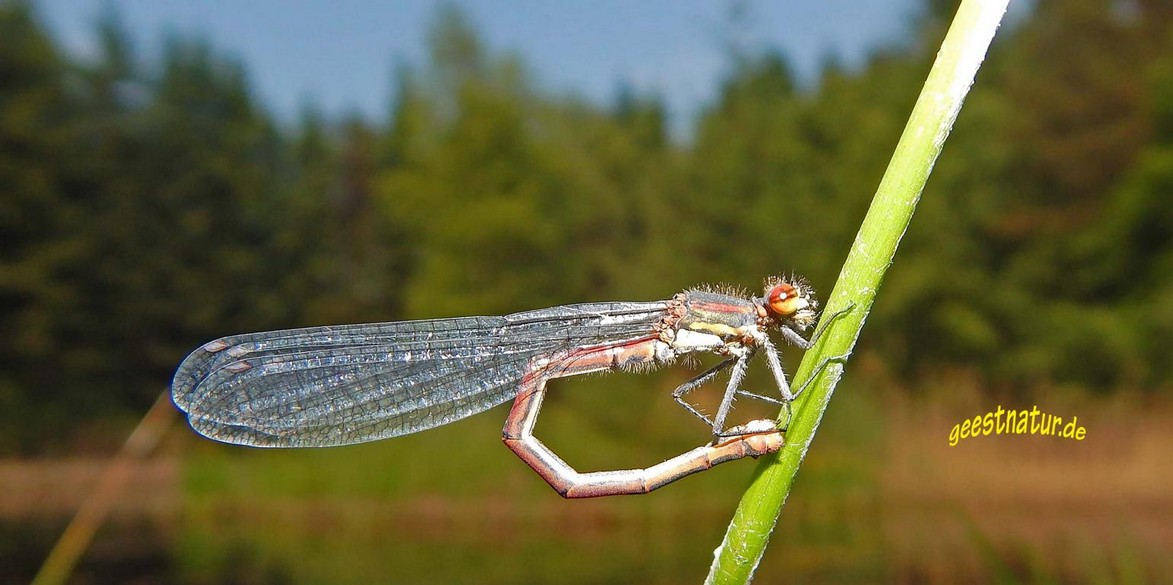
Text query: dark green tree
0 1 83 451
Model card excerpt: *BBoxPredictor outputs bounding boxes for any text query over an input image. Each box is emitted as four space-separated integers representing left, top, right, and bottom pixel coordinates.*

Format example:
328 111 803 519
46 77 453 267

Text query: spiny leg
671 357 737 429
714 386 790 439
729 304 859 433
709 355 750 438
760 336 796 402
782 351 853 408
766 302 857 402
678 358 792 439
777 302 856 350
675 357 785 439
735 388 785 406
768 351 854 433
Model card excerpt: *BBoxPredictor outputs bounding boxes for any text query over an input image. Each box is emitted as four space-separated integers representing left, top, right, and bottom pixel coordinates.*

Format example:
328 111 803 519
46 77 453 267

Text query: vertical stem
33 392 174 585
705 1 1009 582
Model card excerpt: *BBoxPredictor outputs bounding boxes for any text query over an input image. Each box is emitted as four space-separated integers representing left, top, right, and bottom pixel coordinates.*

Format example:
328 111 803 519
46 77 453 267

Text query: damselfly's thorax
660 276 819 353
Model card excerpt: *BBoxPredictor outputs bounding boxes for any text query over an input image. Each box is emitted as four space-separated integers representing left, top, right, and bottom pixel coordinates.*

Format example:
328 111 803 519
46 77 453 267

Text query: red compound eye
766 283 799 316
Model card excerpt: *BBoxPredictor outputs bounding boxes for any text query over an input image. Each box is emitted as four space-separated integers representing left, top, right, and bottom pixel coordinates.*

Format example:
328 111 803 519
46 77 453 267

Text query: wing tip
170 336 243 411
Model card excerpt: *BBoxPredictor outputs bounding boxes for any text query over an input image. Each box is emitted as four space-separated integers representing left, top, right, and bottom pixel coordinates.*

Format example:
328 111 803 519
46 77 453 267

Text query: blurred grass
166 371 1172 584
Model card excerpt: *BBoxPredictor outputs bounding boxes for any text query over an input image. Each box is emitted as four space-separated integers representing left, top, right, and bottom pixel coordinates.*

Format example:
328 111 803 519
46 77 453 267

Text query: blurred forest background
2 0 1172 583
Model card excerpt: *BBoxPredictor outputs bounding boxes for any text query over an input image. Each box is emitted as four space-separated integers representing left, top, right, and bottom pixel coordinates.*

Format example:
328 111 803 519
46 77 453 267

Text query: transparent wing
172 301 669 447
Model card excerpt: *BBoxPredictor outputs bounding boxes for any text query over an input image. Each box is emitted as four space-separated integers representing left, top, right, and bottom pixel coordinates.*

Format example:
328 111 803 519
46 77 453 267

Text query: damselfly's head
759 275 818 331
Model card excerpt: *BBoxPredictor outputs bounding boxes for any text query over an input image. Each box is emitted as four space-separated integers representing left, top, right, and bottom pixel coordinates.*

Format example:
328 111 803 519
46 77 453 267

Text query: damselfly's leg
734 389 785 406
776 302 856 350
709 356 750 438
674 356 786 438
705 304 857 437
671 357 738 429
502 347 782 499
766 302 857 402
676 356 787 439
781 351 853 415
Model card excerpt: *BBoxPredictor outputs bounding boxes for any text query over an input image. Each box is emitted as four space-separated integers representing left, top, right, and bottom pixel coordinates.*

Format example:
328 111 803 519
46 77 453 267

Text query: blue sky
34 1 921 132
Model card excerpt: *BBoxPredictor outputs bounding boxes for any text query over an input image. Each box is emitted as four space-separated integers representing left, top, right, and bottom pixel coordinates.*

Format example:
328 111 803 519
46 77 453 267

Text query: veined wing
172 301 669 448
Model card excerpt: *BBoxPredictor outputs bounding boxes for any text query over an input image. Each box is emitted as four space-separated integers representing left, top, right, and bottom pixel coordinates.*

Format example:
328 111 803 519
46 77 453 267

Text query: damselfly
172 275 828 498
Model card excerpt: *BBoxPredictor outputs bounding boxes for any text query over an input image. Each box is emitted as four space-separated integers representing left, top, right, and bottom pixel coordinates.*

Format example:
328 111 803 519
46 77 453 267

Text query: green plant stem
705 1 1009 583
